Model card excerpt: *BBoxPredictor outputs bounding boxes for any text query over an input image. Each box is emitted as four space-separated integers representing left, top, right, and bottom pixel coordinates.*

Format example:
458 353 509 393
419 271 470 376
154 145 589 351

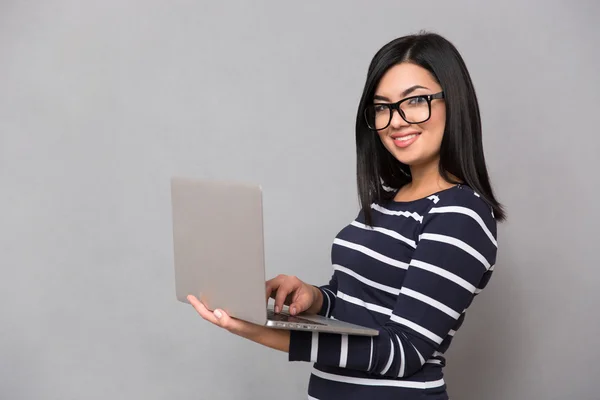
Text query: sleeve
314 274 338 318
288 193 498 378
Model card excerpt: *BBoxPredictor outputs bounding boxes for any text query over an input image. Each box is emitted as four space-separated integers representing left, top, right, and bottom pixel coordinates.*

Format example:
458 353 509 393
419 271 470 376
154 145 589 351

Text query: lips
390 131 421 148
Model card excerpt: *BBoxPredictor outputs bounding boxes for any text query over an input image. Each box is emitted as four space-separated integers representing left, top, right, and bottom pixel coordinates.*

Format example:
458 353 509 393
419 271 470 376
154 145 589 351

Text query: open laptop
170 177 378 336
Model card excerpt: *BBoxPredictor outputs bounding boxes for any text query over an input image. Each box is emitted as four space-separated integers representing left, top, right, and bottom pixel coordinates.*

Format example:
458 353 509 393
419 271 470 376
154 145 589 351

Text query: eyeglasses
364 92 445 130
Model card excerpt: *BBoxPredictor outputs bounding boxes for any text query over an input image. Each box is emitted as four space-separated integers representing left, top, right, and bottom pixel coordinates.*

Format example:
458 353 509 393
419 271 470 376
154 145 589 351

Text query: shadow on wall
442 245 530 400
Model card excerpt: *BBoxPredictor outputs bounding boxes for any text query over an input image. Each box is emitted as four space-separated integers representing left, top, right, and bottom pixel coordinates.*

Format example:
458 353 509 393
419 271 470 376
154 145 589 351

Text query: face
372 62 446 169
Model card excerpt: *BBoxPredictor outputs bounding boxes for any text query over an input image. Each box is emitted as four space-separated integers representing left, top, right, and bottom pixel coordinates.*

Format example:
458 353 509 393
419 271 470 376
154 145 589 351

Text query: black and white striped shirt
289 184 498 400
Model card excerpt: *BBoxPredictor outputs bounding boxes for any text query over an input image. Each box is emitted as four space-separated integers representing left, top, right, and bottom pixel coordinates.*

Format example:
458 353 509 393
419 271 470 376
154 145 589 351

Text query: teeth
395 134 417 141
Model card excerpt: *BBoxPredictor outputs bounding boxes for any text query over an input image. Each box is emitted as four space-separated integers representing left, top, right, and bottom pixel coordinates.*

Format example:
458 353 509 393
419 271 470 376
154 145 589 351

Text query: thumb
289 292 311 316
213 308 240 333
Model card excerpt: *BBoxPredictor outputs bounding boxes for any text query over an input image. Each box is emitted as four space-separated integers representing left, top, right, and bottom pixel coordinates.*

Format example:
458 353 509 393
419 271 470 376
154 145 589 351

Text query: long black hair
356 32 506 225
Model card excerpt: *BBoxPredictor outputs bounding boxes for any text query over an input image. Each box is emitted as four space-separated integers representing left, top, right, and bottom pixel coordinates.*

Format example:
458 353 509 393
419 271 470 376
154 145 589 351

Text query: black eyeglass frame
364 91 445 130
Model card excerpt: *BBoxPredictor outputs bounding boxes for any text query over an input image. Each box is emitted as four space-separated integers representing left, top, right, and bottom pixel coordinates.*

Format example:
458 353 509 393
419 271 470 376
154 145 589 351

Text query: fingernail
291 307 296 315
214 309 222 319
275 306 280 313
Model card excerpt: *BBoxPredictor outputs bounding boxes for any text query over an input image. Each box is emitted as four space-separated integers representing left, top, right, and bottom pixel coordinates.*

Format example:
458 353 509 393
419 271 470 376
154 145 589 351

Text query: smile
391 132 420 148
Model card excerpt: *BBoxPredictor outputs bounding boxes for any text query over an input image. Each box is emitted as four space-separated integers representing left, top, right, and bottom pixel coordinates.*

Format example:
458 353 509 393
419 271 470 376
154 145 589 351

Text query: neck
406 157 459 195
393 158 458 202
409 159 444 189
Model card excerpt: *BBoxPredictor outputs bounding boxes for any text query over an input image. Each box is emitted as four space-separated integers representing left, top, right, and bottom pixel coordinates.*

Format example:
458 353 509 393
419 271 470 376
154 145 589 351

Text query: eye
406 96 428 106
373 104 388 113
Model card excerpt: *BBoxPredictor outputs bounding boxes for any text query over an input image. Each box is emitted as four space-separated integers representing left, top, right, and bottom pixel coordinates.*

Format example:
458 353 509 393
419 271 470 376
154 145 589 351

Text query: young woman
188 32 505 400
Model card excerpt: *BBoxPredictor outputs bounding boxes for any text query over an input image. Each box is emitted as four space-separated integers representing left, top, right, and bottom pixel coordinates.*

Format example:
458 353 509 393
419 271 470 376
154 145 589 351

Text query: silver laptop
170 177 378 336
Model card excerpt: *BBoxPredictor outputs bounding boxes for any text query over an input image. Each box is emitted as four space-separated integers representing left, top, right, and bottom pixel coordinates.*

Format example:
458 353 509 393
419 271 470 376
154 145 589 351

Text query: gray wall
1 1 598 399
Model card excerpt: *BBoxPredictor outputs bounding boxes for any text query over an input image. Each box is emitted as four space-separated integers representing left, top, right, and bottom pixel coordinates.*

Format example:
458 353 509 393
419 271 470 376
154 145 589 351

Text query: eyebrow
373 85 430 102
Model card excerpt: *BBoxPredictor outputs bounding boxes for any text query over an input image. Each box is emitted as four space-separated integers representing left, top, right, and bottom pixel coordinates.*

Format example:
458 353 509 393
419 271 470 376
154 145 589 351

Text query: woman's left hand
187 295 256 336
187 294 291 353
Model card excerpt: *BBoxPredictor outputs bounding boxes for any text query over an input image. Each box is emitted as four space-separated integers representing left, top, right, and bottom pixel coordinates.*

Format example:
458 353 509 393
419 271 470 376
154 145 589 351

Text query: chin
387 147 437 169
385 145 419 166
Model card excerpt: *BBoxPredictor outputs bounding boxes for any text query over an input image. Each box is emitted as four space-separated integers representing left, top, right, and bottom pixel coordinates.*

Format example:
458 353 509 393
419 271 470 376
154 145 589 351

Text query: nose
389 107 410 129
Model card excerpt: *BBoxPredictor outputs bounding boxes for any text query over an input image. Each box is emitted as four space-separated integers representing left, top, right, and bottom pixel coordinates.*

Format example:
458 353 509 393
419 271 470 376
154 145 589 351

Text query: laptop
170 177 378 336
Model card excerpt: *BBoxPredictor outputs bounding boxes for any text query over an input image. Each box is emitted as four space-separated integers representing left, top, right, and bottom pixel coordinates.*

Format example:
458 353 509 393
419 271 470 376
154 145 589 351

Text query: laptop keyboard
267 309 325 326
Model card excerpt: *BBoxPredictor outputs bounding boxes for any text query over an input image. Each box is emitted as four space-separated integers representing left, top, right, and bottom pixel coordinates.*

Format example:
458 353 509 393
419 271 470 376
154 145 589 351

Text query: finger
274 278 300 313
188 296 243 333
187 295 221 326
265 282 273 303
265 275 284 300
211 308 238 332
289 287 311 315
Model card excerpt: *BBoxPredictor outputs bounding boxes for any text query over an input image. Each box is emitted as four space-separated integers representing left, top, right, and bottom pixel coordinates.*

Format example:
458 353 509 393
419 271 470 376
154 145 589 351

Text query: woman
188 32 505 400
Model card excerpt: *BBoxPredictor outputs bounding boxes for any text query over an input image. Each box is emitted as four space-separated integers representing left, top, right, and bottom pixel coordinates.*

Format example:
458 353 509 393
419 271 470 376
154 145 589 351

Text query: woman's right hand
265 275 323 316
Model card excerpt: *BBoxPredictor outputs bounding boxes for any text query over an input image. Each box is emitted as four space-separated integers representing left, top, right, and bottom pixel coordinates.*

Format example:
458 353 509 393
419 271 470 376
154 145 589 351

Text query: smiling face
373 62 446 170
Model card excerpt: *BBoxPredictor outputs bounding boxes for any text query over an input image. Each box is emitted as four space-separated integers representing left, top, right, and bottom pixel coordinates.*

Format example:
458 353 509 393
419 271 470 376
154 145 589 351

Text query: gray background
1 1 598 399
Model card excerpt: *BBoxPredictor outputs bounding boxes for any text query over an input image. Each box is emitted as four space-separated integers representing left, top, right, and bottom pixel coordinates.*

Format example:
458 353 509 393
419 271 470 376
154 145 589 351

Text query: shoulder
435 184 494 211
424 184 497 237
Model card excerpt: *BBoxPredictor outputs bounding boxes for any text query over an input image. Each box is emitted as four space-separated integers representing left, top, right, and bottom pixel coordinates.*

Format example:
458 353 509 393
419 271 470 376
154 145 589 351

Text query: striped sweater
289 184 498 400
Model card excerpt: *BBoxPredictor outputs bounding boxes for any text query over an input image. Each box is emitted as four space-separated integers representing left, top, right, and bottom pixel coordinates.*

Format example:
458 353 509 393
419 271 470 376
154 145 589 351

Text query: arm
235 323 291 352
240 274 339 350
188 273 339 352
309 274 338 317
187 295 291 352
288 196 497 377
